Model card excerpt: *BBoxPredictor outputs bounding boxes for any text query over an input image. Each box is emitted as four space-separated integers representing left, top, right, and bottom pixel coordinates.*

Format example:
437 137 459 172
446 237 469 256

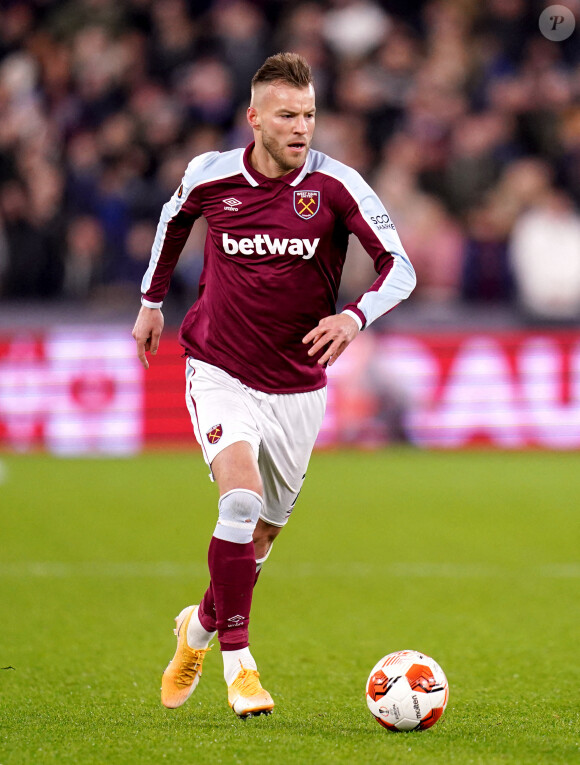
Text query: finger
307 332 331 356
149 329 161 356
302 326 321 344
327 342 347 366
136 341 149 370
317 340 342 366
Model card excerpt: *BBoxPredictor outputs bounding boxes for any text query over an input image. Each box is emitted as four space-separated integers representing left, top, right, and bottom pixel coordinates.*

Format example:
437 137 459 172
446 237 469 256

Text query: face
248 82 316 176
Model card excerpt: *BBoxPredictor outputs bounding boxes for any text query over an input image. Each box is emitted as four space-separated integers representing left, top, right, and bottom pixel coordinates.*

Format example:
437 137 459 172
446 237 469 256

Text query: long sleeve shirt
141 143 416 393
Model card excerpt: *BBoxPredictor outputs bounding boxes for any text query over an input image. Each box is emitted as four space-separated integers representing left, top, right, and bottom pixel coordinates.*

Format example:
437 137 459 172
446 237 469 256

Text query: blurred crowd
0 0 579 323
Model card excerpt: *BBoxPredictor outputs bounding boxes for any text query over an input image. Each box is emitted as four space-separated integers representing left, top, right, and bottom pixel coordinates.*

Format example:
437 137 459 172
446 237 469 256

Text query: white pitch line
0 562 207 578
0 562 577 578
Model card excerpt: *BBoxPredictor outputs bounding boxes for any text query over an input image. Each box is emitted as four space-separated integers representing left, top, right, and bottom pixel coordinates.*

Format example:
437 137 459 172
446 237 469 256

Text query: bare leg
253 518 283 560
212 441 262 496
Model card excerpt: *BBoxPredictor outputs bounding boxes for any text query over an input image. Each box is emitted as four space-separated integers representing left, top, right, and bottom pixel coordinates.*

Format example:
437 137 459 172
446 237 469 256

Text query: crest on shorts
206 424 223 444
294 190 320 220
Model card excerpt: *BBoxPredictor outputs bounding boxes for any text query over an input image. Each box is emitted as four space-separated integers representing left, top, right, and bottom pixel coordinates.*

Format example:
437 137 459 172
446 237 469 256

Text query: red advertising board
0 328 579 453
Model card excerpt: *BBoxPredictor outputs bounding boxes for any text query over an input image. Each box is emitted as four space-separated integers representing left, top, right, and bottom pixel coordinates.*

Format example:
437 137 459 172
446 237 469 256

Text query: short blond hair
251 52 313 92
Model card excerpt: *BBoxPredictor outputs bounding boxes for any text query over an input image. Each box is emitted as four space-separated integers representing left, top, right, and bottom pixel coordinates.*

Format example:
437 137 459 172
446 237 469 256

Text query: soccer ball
366 650 449 732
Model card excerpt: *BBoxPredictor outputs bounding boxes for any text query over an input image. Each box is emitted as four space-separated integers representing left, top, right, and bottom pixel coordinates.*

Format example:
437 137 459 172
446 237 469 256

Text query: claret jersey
141 143 416 393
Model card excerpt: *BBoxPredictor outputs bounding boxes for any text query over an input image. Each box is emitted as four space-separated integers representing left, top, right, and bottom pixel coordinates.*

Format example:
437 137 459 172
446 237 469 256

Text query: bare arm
302 313 359 367
132 306 165 369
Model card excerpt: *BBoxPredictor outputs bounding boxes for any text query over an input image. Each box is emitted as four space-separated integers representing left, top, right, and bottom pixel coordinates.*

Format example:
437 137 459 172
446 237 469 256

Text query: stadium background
1 0 579 454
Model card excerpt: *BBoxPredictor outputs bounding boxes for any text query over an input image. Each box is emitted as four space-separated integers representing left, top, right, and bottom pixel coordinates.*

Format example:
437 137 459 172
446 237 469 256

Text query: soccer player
132 52 416 718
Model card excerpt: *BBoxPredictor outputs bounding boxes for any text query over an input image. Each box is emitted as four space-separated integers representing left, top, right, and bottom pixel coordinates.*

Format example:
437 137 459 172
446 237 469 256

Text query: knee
213 489 262 545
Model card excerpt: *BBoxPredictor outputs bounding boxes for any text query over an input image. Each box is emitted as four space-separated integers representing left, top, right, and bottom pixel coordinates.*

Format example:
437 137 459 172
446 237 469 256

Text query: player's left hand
303 313 360 367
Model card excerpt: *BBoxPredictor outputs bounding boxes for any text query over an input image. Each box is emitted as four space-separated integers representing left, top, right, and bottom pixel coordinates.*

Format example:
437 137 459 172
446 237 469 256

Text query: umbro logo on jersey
223 197 242 211
222 233 320 260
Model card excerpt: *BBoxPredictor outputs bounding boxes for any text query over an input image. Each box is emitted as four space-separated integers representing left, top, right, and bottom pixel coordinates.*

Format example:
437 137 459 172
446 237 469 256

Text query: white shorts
185 357 327 527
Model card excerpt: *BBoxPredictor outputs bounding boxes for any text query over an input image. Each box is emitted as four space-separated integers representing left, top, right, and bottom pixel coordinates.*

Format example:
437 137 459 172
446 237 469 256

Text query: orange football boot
161 606 211 709
228 665 274 718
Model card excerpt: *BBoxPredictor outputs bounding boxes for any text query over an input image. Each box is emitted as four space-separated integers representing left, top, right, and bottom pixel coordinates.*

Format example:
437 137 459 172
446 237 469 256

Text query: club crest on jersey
294 190 320 220
206 424 223 444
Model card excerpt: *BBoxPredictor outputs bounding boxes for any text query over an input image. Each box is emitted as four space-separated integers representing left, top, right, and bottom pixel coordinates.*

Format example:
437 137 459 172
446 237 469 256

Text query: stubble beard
261 130 310 174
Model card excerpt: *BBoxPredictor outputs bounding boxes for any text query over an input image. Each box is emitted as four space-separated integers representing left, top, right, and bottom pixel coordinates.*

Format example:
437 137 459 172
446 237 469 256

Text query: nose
294 116 307 134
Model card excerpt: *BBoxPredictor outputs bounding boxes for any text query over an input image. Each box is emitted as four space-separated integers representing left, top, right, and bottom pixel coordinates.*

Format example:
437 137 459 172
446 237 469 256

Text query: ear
247 106 260 131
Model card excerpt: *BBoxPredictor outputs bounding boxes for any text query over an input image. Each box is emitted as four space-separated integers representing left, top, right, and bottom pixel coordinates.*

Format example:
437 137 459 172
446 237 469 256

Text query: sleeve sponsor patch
370 213 396 231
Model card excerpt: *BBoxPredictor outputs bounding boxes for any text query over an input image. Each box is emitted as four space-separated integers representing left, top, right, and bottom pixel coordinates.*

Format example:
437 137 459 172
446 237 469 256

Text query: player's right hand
132 306 165 369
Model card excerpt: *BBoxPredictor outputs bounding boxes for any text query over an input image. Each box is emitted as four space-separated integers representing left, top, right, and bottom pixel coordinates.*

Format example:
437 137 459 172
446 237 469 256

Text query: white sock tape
213 489 262 544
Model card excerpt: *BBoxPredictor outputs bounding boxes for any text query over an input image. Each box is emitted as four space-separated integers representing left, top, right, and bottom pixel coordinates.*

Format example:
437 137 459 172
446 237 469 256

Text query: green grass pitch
0 449 578 764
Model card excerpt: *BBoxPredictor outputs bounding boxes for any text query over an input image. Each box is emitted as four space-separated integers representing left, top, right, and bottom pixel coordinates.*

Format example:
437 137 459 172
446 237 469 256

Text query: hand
302 313 359 367
132 306 165 369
